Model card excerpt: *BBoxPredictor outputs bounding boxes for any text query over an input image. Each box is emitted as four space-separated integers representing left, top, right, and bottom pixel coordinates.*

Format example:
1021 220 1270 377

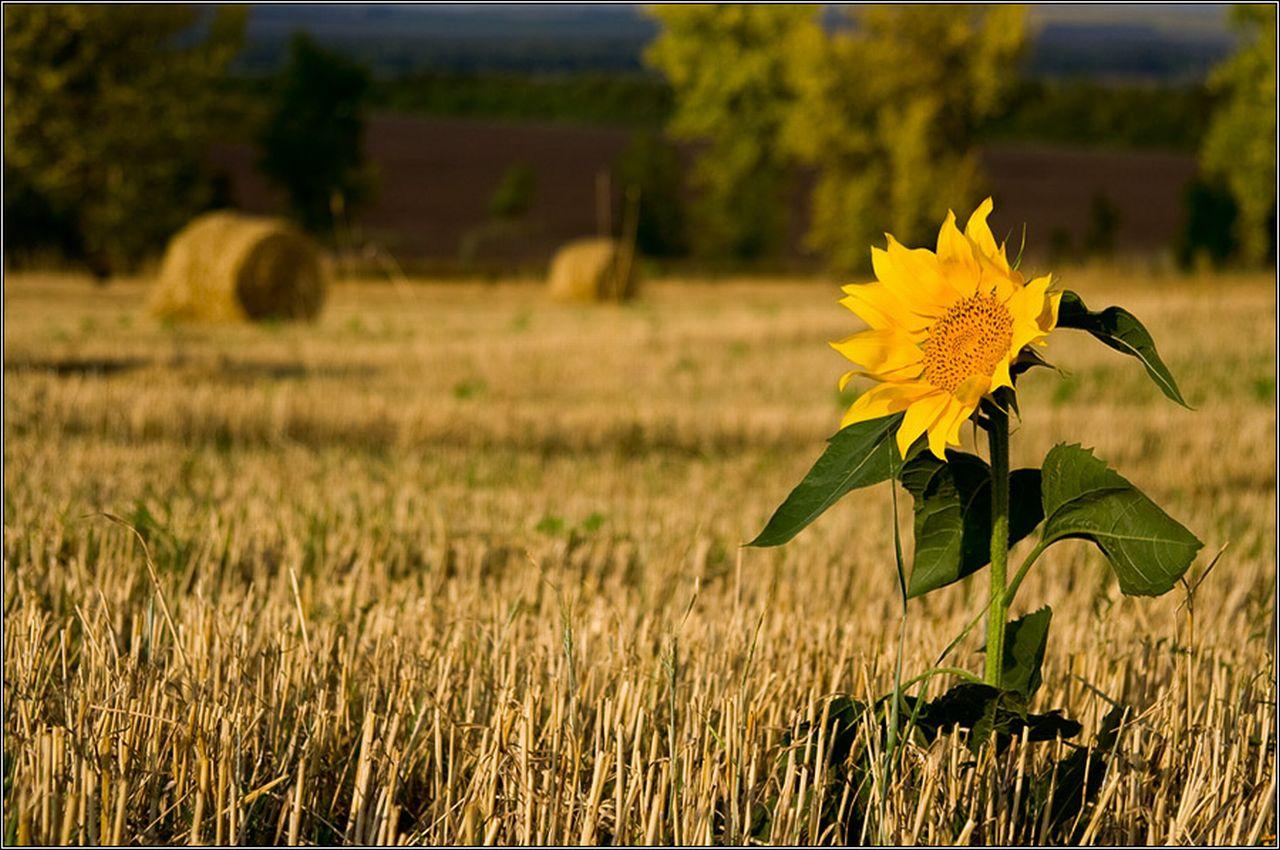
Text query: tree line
3 5 1274 276
644 4 1275 272
4 7 371 276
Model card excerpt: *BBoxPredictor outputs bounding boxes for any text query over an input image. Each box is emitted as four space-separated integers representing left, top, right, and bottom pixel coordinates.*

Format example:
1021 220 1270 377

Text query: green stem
933 538 1049 669
881 457 907 843
984 406 1011 688
899 665 987 691
1003 539 1048 608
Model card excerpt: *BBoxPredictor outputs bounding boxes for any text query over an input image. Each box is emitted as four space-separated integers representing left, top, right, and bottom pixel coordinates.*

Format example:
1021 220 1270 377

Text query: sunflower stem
984 405 1011 688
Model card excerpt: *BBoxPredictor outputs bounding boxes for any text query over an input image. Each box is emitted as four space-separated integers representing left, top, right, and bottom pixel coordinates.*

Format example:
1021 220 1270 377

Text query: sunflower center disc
922 294 1014 392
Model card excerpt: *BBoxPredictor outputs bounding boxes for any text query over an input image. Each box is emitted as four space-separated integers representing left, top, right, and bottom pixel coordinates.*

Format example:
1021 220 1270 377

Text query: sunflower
833 198 1060 460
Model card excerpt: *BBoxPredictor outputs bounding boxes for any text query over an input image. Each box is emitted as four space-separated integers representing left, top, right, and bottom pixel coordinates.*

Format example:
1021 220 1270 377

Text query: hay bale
546 237 639 303
150 211 327 322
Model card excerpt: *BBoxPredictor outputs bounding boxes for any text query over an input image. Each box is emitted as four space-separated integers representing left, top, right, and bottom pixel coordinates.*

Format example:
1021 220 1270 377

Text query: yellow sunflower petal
840 381 935 429
1038 288 1062 332
945 403 971 447
877 237 959 315
1004 274 1055 352
936 376 990 456
830 329 924 374
839 365 925 391
896 391 951 458
1006 273 1049 313
839 361 926 386
839 281 929 334
937 211 979 274
928 396 969 459
964 197 1011 274
990 356 1013 391
1010 317 1050 354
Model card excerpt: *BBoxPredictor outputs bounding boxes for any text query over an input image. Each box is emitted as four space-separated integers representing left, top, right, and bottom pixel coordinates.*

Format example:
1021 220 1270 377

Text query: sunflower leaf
748 413 902 547
903 452 1043 598
911 683 1081 755
1002 606 1052 698
1039 444 1201 596
1056 290 1189 407
1010 348 1057 379
1042 704 1128 839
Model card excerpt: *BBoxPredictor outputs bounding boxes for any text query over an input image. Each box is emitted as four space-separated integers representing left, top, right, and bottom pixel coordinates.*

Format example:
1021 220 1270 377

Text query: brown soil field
213 115 1197 265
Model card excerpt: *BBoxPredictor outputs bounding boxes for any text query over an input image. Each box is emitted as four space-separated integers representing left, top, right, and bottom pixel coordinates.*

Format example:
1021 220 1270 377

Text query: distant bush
371 72 672 127
985 79 1211 152
1083 191 1120 257
1177 178 1239 269
489 163 538 220
2 163 83 266
259 34 375 236
613 133 687 257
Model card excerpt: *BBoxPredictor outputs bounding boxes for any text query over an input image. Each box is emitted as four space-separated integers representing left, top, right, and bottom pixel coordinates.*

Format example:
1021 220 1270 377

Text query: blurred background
4 3 1276 280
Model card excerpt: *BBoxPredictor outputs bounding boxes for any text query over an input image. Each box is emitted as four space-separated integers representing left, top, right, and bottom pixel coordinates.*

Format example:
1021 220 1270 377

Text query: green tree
613 132 687 257
259 34 374 236
782 5 1026 273
644 5 821 261
1201 4 1276 266
3 5 244 276
1177 178 1239 269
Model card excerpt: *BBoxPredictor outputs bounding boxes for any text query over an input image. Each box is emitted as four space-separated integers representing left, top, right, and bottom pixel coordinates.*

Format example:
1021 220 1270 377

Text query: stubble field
3 267 1276 844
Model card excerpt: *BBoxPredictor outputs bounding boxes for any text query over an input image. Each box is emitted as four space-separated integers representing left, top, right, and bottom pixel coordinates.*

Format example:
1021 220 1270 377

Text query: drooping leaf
902 452 1044 598
763 695 872 843
748 413 902 547
911 683 1081 754
1010 347 1057 379
1040 444 1202 597
778 695 868 768
987 349 1061 417
1002 606 1052 698
1056 290 1189 407
1042 704 1128 840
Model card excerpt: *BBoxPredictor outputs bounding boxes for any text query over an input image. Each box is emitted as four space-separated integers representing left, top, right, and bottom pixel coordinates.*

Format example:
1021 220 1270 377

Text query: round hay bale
150 211 327 322
546 237 640 303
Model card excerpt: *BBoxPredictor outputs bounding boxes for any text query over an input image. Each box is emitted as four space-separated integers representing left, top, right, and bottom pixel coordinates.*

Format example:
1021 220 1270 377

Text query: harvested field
3 268 1275 844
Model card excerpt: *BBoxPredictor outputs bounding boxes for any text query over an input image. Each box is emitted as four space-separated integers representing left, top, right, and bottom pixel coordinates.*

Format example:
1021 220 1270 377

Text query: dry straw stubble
2 269 1274 845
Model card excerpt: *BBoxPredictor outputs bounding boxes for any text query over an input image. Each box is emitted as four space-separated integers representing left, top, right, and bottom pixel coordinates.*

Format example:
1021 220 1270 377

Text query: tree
1177 178 1239 269
3 5 244 276
259 34 374 236
644 5 821 261
782 5 1026 273
613 132 687 257
1201 4 1276 266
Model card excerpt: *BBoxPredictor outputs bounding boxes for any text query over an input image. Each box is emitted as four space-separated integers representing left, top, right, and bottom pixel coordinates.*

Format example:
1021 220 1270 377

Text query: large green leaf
1002 606 1052 698
748 413 903 547
902 452 1044 598
1040 444 1202 596
1056 290 1189 407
